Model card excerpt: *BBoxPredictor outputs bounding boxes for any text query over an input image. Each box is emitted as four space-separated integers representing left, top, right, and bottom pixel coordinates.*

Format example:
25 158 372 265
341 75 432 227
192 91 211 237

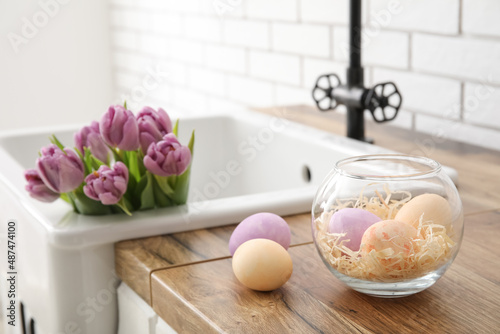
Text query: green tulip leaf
121 149 129 166
153 180 174 207
59 192 71 205
188 129 195 154
124 173 138 210
83 148 94 175
170 130 194 205
170 168 191 205
91 156 106 170
111 148 121 163
71 189 114 215
116 198 133 216
62 192 79 213
153 175 174 195
137 173 155 210
49 135 66 152
75 147 84 160
172 119 180 137
126 150 141 182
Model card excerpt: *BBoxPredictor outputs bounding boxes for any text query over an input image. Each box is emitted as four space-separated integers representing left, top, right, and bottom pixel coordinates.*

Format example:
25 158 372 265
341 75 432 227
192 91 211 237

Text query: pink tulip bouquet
24 104 194 216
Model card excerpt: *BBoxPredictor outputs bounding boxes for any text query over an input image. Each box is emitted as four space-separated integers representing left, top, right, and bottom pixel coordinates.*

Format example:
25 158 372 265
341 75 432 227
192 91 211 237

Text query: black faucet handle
365 82 403 123
312 74 342 111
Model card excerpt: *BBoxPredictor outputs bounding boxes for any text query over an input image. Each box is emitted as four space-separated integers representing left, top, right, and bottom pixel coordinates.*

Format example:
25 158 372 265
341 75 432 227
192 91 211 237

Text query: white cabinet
117 283 176 334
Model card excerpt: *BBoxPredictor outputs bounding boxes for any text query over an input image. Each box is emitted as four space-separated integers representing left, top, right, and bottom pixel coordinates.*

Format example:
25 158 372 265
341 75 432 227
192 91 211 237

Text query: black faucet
312 0 403 142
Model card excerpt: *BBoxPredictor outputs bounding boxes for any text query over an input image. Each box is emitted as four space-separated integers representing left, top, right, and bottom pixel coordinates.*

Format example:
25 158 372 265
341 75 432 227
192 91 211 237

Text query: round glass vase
311 154 464 298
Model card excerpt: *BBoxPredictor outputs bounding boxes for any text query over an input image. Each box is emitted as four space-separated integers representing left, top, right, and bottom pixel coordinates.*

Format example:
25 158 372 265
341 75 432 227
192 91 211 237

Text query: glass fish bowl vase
311 154 464 297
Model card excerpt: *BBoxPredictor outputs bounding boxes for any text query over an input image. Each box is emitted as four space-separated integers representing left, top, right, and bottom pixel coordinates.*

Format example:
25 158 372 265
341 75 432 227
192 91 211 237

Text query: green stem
65 191 80 213
153 174 174 195
111 147 123 163
116 198 132 216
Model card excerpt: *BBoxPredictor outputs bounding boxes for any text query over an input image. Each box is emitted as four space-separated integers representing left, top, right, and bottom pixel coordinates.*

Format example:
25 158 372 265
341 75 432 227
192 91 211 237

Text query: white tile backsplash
227 75 274 107
333 28 409 69
301 0 369 25
223 20 270 49
150 13 183 36
205 45 246 74
166 0 203 14
272 23 330 57
370 0 459 35
172 86 208 114
275 85 312 106
387 109 413 129
140 34 169 57
463 83 500 129
157 60 187 86
372 69 462 117
166 38 204 64
207 96 246 113
416 115 500 151
249 51 301 85
109 0 500 151
246 0 298 22
301 0 350 25
184 16 222 42
463 0 500 38
413 34 500 84
188 67 226 96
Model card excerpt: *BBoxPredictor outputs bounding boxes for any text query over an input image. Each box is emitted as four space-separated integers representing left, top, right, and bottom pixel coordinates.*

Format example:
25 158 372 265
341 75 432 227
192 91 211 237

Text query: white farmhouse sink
0 109 439 333
0 109 389 249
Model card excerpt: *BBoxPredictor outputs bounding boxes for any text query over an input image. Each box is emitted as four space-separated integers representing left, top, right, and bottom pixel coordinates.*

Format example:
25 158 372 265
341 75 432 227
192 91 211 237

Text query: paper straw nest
314 185 456 282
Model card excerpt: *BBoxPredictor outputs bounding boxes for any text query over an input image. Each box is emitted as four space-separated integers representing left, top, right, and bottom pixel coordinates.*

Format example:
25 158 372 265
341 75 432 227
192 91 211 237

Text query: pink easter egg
328 208 381 251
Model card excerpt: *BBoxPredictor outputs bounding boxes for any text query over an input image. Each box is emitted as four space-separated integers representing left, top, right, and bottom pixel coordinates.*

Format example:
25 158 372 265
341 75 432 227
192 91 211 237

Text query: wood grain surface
115 106 500 333
152 210 500 334
115 213 312 304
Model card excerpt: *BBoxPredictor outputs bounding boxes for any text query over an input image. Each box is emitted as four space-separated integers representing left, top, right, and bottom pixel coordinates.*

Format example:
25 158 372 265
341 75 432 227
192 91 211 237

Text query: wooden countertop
115 106 500 333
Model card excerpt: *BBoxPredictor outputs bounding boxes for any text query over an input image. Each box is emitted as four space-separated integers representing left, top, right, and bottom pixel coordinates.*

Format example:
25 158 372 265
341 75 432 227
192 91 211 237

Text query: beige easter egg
395 193 452 229
232 239 293 291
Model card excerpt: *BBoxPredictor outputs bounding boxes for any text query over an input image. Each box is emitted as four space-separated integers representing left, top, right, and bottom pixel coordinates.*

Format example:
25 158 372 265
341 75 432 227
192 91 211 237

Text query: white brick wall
223 19 270 49
185 17 222 42
301 0 350 25
333 28 409 69
272 23 330 57
463 83 500 128
109 0 500 151
205 45 246 73
228 75 274 107
249 51 301 85
413 34 500 84
370 0 459 34
303 58 348 87
463 0 500 38
246 0 297 21
372 69 462 117
301 0 369 25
